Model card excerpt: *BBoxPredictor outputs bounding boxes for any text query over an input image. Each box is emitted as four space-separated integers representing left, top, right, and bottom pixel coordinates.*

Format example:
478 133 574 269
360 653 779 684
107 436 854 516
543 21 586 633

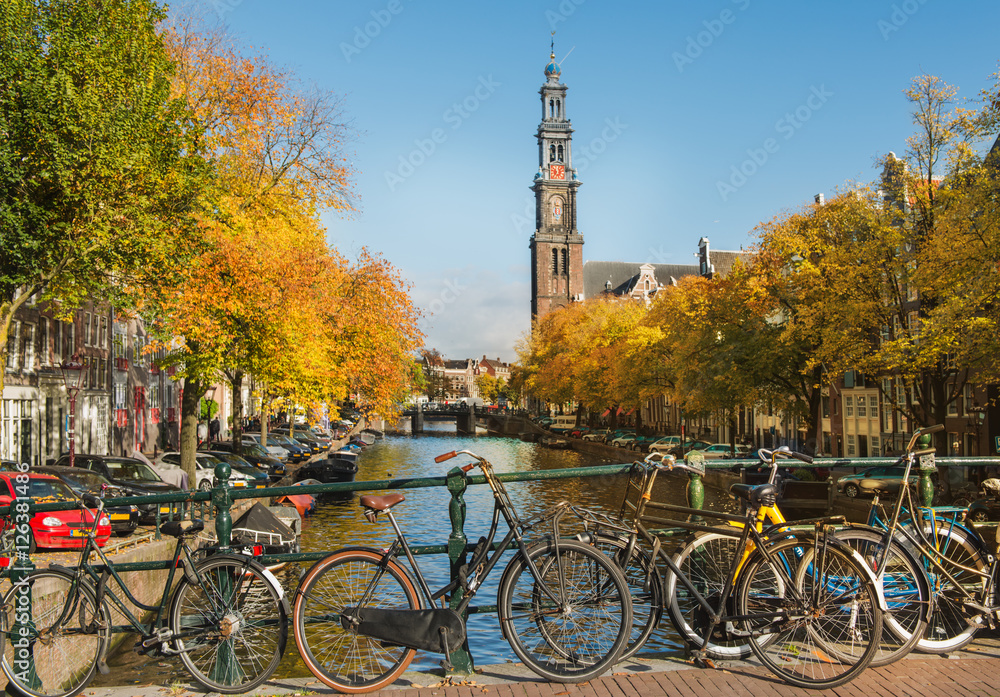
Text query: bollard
916 432 936 508
445 467 475 675
213 460 233 550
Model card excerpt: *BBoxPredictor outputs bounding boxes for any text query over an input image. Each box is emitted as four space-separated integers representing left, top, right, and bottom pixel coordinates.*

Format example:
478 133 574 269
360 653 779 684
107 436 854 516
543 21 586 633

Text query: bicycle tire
663 530 771 660
911 522 989 654
169 555 287 693
737 535 882 689
833 527 930 666
498 538 631 683
591 533 663 661
293 549 420 693
0 570 111 697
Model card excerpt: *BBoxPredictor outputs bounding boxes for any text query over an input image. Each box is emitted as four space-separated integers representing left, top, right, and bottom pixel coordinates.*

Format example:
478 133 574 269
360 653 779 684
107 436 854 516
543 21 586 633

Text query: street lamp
60 354 86 468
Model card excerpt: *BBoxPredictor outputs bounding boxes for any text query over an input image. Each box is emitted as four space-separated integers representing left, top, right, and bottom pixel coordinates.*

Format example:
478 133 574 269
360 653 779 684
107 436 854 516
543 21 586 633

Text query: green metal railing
3 453 997 673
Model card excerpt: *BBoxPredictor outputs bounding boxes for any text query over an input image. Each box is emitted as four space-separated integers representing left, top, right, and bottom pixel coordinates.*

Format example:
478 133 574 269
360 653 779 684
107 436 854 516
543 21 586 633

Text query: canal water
98 425 740 686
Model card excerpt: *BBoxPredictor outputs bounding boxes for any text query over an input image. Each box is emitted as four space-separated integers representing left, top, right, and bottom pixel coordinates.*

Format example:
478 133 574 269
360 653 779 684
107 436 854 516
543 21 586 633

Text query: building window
549 144 556 162
845 396 853 417
99 317 108 349
22 324 35 371
84 312 92 346
552 249 559 274
869 395 878 419
857 398 866 418
847 434 856 456
557 144 564 162
871 436 881 457
62 321 74 359
53 322 61 364
561 249 568 275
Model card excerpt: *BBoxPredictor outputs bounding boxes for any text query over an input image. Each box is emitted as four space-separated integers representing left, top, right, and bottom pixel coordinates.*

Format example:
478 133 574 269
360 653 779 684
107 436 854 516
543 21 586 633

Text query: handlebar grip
792 452 814 465
81 493 101 509
914 448 937 457
921 424 945 435
461 463 476 473
435 451 457 463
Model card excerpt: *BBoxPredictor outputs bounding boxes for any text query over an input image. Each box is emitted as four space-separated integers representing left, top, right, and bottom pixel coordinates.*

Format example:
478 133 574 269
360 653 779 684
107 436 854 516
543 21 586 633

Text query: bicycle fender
825 535 890 613
840 524 932 623
205 553 291 614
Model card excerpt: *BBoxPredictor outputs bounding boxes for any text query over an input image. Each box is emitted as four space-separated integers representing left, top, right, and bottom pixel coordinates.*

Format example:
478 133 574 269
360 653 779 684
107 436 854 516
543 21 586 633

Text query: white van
548 415 578 433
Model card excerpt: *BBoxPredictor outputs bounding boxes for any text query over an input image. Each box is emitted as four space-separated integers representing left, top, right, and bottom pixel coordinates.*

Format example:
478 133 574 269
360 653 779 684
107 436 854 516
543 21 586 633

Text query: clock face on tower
549 164 565 180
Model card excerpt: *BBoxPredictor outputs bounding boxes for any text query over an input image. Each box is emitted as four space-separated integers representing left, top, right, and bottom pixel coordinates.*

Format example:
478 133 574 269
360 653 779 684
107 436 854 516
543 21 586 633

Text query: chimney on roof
815 193 825 206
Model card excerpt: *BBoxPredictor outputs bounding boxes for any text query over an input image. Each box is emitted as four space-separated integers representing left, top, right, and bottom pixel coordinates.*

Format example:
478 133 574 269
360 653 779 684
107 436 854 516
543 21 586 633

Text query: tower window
552 249 559 275
561 249 568 275
549 144 556 162
556 99 561 118
549 99 555 118
557 145 564 162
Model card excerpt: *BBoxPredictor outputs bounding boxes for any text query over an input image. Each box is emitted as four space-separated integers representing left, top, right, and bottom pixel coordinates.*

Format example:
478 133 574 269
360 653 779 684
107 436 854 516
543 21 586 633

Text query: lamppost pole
60 354 86 468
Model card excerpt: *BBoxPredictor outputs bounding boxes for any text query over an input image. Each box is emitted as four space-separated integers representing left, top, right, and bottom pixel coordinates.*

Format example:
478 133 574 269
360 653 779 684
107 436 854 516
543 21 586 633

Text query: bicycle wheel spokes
170 557 286 694
836 528 928 667
1 571 110 697
499 539 631 683
593 535 662 661
739 537 882 689
293 551 419 693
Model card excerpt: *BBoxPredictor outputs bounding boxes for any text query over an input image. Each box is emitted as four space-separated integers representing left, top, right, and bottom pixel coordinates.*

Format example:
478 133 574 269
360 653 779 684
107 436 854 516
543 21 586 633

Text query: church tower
529 46 583 320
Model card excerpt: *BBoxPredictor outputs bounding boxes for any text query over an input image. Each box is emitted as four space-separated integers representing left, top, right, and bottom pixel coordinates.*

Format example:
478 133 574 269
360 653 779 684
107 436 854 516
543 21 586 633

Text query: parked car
202 442 286 482
263 433 310 462
153 452 255 491
699 443 752 460
273 429 326 454
967 497 1000 523
52 454 184 524
0 472 112 551
629 435 660 452
581 429 609 442
241 433 290 462
836 465 919 498
33 465 140 537
203 451 270 488
610 432 638 448
647 437 712 456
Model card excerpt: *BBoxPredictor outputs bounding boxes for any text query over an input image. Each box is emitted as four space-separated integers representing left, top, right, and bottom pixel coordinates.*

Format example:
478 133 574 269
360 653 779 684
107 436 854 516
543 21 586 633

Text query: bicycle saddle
160 519 205 538
359 493 405 511
729 483 777 507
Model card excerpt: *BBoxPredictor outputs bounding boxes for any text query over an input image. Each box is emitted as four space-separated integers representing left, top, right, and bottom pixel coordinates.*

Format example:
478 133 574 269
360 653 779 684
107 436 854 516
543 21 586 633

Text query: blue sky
205 0 1000 361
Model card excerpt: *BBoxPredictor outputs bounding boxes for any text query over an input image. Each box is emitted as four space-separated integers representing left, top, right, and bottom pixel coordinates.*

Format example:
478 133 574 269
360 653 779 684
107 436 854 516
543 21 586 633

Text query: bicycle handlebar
435 450 488 473
905 424 944 453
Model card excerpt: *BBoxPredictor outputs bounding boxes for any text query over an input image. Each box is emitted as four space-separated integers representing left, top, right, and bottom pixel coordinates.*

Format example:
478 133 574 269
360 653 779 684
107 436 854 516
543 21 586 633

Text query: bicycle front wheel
293 549 420 693
592 533 662 661
834 527 929 666
498 538 632 683
169 555 287 693
737 535 882 689
1 570 111 697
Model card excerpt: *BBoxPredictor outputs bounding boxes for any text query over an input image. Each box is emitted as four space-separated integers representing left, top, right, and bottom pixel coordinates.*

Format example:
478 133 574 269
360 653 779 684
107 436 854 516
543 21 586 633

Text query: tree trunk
230 369 244 456
180 376 202 489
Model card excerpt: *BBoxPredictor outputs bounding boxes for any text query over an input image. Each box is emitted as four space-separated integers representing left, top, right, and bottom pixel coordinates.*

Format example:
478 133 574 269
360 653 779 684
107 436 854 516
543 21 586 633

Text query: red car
0 472 111 552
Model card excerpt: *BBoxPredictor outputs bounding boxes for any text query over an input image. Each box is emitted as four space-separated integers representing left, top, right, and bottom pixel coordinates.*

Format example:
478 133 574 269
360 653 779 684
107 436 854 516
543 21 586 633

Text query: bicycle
855 424 999 654
292 449 633 693
0 492 289 697
580 451 886 689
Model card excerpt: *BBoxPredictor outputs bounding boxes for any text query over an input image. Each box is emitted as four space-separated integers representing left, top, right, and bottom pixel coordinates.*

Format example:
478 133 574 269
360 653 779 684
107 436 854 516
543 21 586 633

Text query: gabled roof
706 250 747 278
582 261 699 298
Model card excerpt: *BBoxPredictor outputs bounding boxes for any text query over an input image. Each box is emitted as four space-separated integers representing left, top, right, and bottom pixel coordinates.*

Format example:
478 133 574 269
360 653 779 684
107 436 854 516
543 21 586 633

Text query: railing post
916 432 936 507
445 466 474 675
687 472 704 511
213 460 233 551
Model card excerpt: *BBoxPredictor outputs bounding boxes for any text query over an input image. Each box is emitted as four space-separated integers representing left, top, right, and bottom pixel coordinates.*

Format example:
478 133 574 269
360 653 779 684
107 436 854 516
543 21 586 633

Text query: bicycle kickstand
692 650 717 670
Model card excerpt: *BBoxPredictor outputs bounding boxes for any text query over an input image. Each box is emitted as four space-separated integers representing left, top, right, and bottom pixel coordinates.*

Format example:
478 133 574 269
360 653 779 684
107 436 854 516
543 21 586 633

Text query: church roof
582 260 699 298
705 250 746 278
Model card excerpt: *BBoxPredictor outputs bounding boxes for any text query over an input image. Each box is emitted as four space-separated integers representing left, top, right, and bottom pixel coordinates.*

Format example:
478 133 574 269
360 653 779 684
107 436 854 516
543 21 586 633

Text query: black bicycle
292 449 633 692
0 492 289 697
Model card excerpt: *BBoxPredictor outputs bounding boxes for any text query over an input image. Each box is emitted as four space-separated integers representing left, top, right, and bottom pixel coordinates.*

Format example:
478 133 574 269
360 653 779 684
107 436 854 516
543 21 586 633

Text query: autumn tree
0 0 204 395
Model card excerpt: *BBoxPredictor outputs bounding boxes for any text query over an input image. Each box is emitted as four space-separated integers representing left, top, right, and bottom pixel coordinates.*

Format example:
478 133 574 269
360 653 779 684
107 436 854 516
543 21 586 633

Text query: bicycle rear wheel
592 533 662 661
664 530 764 659
0 570 111 697
737 535 882 689
293 549 420 693
834 527 929 666
498 538 631 683
169 555 287 693
912 522 989 654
